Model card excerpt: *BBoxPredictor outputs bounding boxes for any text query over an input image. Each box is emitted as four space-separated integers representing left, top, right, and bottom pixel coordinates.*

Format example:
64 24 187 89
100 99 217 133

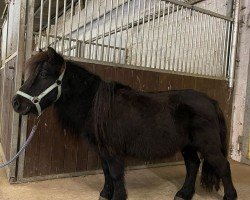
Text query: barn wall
0 57 17 162
22 61 232 179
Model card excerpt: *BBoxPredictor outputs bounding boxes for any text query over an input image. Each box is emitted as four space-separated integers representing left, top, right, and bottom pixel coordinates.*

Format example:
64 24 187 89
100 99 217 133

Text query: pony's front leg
99 158 114 200
106 157 127 200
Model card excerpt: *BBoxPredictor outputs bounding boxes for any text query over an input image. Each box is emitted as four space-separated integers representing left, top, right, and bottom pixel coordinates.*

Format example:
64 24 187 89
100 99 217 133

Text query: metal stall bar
38 0 44 49
75 0 81 57
68 0 74 56
81 0 88 58
33 0 234 79
95 0 101 60
100 0 108 61
46 0 52 47
54 0 59 50
229 0 240 87
61 0 67 54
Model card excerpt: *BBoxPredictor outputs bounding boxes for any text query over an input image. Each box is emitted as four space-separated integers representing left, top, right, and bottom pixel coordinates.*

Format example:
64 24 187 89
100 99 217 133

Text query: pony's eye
40 71 48 78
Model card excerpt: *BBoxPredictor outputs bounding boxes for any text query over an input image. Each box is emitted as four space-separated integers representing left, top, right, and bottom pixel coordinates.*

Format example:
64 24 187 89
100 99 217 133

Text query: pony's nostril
13 98 20 110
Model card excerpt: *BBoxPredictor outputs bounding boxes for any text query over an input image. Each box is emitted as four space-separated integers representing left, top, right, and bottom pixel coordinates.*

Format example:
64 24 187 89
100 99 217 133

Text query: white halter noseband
16 64 66 116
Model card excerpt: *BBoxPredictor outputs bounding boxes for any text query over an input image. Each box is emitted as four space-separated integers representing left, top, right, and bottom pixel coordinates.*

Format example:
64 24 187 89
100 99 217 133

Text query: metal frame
31 0 233 78
228 0 240 88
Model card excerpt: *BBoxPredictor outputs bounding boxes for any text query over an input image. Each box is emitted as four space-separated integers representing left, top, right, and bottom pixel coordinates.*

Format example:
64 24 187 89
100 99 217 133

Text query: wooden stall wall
22 61 232 179
0 57 17 162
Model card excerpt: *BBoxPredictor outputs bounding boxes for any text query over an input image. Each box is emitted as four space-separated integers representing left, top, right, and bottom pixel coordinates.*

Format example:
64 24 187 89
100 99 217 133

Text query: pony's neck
55 61 101 131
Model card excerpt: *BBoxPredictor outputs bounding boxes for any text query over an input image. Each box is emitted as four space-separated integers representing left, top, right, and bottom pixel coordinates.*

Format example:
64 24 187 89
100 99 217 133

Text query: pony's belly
125 134 181 160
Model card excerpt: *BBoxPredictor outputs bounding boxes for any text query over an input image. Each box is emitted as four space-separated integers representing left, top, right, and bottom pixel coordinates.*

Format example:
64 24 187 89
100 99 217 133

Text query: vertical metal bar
167 4 175 71
139 0 147 67
214 18 221 76
229 0 240 87
203 14 210 75
113 0 120 62
54 0 59 50
149 1 156 68
210 17 217 76
193 11 199 74
223 20 230 77
38 0 44 49
61 0 67 54
82 0 88 58
101 0 108 61
172 5 179 71
46 0 52 47
107 0 114 62
68 0 74 56
88 0 94 59
154 2 162 69
187 10 195 74
197 13 204 75
129 0 136 65
134 0 141 66
163 2 170 70
76 0 81 57
181 8 188 73
145 0 152 68
200 13 206 75
217 19 224 76
118 0 125 63
95 0 101 60
176 6 184 72
125 0 131 64
159 2 166 69
207 16 214 76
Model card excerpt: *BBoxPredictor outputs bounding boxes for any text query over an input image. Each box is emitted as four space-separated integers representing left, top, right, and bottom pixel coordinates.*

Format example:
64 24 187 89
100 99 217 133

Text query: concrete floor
0 161 249 200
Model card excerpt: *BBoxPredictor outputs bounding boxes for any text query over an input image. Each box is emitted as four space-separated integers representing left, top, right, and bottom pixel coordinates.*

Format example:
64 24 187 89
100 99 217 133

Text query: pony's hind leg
203 151 237 200
174 147 200 200
99 158 114 200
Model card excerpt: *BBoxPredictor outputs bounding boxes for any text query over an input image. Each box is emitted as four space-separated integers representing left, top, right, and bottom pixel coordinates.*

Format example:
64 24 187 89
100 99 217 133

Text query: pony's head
12 47 65 116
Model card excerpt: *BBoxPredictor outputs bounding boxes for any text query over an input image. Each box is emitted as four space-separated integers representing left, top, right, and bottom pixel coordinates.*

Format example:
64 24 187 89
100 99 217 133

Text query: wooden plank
50 108 67 174
182 75 196 89
23 116 40 177
158 73 183 91
195 77 216 99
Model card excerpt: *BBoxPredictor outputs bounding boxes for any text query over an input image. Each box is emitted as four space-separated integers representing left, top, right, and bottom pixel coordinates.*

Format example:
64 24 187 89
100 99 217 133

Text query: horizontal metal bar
33 32 126 51
164 0 233 21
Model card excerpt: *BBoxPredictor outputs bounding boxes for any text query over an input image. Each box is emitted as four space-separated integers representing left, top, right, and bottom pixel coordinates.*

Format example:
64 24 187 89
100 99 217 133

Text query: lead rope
0 119 40 168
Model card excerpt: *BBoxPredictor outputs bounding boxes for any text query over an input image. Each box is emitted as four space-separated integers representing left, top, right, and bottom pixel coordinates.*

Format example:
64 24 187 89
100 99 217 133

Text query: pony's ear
47 47 64 66
47 47 57 59
39 48 43 52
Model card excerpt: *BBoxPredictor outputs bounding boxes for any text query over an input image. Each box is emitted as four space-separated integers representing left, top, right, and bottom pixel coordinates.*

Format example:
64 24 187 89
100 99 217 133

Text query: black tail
200 100 228 192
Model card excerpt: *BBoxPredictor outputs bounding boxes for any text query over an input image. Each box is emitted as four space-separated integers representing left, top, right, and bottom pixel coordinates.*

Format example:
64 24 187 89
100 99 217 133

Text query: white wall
230 0 250 164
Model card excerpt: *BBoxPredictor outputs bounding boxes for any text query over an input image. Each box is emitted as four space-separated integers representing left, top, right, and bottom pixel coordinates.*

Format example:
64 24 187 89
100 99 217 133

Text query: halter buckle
32 97 40 104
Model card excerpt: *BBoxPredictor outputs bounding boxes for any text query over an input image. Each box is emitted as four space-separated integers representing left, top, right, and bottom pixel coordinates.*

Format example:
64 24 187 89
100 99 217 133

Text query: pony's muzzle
12 94 32 115
12 95 20 111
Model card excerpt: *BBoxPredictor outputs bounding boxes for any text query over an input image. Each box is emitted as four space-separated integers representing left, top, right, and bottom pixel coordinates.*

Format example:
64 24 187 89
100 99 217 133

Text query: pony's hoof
99 196 109 200
174 196 185 200
223 196 237 200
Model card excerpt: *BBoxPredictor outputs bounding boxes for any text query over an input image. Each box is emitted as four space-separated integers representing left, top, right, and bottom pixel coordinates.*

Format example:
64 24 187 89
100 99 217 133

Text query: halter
16 64 66 116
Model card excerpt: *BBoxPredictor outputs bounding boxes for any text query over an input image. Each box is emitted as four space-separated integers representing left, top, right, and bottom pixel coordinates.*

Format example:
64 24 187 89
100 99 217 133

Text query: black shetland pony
12 48 237 200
